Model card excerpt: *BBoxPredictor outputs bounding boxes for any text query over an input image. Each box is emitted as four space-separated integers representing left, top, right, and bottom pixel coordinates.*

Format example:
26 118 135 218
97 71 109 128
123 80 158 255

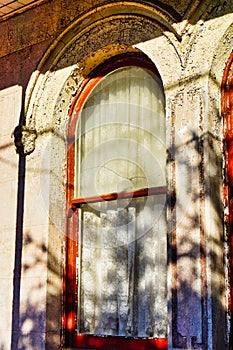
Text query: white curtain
75 66 166 198
75 66 167 338
79 195 167 338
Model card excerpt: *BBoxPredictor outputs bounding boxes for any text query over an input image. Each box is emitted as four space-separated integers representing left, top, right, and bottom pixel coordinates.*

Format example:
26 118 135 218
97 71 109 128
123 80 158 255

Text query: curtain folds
75 65 167 339
79 195 167 338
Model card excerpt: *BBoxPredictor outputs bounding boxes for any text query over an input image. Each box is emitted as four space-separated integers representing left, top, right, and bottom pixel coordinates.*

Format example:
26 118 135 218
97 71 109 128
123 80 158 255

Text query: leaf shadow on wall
7 117 231 348
166 129 228 349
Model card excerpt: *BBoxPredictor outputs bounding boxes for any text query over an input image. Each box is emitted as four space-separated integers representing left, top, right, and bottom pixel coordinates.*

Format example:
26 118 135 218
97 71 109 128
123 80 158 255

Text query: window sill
66 334 168 350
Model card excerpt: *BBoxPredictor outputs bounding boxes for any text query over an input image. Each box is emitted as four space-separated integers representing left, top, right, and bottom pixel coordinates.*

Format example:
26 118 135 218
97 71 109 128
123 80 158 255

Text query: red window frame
222 51 233 344
63 54 168 350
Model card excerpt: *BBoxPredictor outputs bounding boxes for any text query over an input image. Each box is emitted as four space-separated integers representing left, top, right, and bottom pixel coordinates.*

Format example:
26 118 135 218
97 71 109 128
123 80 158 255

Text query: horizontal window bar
71 186 167 208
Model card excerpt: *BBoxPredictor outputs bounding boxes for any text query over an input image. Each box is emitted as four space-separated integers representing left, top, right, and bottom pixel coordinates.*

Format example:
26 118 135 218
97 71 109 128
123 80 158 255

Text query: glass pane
75 66 166 198
78 194 167 338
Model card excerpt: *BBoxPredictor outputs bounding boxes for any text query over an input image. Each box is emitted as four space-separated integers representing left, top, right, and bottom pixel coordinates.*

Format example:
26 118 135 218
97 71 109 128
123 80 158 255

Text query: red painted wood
72 334 168 350
71 186 167 208
65 215 78 332
222 51 233 344
228 65 233 330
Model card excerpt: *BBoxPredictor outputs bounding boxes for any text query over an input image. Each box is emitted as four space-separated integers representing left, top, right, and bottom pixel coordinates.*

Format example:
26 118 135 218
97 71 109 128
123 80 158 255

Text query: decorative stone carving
14 124 37 156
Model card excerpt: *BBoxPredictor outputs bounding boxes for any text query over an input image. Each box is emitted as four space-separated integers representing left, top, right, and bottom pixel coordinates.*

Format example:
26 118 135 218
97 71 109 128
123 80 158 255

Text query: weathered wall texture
0 85 22 350
0 0 233 349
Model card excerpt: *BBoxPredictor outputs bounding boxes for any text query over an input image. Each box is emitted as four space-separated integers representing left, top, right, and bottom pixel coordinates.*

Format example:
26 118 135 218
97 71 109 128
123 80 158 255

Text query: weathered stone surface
0 0 233 349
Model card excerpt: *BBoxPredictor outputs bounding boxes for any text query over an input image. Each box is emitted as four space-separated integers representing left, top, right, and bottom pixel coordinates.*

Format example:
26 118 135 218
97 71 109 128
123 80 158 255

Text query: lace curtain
78 195 167 338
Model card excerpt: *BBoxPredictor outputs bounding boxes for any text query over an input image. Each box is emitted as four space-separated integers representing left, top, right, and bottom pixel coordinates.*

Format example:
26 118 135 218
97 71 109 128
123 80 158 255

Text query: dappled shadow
12 231 62 350
167 129 227 348
0 2 231 345
1 123 228 349
3 90 230 349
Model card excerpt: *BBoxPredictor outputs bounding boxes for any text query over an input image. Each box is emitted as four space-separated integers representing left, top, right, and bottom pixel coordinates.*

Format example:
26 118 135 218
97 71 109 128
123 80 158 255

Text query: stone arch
210 22 233 92
24 1 183 139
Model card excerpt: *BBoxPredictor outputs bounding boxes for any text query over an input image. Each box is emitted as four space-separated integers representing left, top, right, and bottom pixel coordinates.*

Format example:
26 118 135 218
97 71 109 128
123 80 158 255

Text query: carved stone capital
14 125 37 156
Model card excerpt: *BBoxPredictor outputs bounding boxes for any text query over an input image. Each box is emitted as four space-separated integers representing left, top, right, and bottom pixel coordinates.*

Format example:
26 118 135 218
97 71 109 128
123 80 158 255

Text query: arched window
66 56 168 350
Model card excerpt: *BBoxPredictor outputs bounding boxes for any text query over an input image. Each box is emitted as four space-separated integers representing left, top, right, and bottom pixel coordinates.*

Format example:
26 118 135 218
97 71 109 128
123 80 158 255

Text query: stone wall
0 0 233 349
